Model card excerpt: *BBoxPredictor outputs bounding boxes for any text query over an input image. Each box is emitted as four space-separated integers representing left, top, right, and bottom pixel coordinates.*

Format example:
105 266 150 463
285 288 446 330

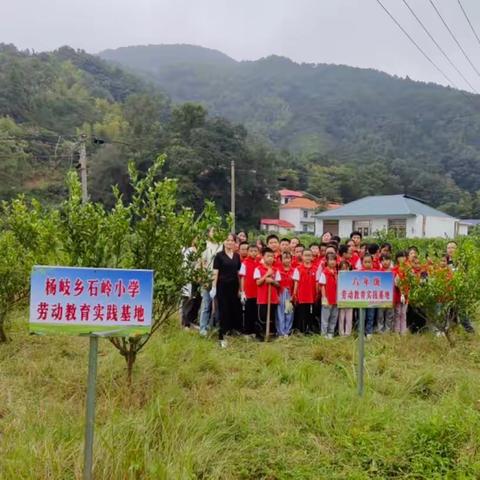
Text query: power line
402 0 478 93
375 0 460 89
457 0 480 48
429 0 480 80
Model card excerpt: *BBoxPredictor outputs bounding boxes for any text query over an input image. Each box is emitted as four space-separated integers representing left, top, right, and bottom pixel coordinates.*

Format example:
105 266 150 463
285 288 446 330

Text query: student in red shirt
254 247 281 341
292 249 318 334
266 234 283 269
310 242 321 268
291 243 305 269
238 241 249 262
346 239 361 269
350 231 363 251
368 243 382 270
376 253 394 333
280 238 291 255
276 252 295 337
239 244 259 335
318 253 339 339
338 244 352 265
290 237 300 253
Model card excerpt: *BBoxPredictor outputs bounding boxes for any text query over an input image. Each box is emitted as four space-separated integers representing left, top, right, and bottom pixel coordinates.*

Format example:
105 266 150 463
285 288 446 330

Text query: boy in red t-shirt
368 243 382 270
318 253 339 338
276 252 295 337
291 243 305 269
266 234 283 269
376 253 394 333
310 243 321 269
239 244 259 335
254 247 281 341
292 249 318 333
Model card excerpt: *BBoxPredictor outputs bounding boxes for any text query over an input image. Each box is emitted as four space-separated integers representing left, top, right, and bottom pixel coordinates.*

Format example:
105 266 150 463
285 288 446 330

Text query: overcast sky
3 0 480 92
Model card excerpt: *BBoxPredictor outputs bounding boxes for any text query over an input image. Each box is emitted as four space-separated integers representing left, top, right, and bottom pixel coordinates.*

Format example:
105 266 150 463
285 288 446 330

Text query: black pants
294 303 315 333
243 298 257 335
256 304 277 341
217 281 241 340
312 298 322 334
181 284 201 327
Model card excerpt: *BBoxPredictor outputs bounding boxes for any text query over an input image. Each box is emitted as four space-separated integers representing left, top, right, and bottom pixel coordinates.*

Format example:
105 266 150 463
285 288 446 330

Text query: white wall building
279 197 319 233
314 194 466 239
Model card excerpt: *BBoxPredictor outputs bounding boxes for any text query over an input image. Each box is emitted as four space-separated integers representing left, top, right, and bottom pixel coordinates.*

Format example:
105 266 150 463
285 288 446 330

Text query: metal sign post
83 335 99 480
357 309 366 397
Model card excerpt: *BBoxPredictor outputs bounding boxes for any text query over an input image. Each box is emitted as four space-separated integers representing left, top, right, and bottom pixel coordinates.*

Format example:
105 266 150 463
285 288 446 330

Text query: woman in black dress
211 233 241 348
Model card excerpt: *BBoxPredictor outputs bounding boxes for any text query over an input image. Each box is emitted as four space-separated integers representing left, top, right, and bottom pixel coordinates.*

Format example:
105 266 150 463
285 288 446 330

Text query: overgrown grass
2 311 480 479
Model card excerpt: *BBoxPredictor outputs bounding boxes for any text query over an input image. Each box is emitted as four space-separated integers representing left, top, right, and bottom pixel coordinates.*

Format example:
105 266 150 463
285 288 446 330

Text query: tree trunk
0 323 7 343
0 313 7 343
126 350 136 387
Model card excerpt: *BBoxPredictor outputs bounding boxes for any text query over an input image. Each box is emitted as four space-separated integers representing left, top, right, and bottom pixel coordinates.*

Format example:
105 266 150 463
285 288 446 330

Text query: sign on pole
337 271 394 308
29 266 154 336
29 266 154 480
337 270 394 397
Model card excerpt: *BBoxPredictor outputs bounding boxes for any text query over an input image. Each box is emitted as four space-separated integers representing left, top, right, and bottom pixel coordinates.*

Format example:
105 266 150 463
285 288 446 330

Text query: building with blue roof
313 194 468 238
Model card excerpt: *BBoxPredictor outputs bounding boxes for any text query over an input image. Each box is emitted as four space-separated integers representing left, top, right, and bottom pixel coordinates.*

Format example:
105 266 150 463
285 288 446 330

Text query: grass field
2 311 480 479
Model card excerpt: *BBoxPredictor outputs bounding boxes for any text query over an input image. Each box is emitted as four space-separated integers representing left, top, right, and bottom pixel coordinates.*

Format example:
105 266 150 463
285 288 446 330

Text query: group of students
182 228 467 348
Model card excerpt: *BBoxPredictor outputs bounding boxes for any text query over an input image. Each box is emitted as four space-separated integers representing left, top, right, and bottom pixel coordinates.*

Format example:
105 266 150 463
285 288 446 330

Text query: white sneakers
220 339 228 348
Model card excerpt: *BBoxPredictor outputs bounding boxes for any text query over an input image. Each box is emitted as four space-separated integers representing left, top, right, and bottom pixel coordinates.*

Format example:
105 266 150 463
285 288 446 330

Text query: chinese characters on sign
30 266 154 336
337 271 394 308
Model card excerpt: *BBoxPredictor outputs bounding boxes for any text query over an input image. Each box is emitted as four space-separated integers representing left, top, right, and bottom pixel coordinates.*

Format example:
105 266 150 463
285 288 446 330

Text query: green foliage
0 197 60 341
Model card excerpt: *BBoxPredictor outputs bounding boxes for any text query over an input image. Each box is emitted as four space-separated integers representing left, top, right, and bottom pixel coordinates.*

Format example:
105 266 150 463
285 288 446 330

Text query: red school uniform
253 264 281 305
239 257 258 299
273 252 283 269
392 265 408 304
278 265 294 294
291 257 302 269
350 252 360 270
318 266 338 305
292 263 318 304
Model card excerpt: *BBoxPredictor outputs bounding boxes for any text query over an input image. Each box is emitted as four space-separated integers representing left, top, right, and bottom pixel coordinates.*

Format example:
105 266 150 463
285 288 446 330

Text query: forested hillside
100 44 480 218
0 44 278 227
3 42 480 226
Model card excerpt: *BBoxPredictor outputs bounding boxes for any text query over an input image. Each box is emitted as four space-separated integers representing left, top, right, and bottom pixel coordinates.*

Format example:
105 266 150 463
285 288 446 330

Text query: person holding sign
254 247 281 341
318 253 339 339
376 253 394 333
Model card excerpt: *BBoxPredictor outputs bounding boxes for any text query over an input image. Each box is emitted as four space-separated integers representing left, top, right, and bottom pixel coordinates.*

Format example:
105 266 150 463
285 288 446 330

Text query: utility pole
230 159 236 233
79 134 88 204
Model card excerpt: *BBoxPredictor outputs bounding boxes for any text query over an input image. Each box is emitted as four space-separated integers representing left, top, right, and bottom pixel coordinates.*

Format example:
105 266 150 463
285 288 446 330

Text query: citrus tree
0 198 61 342
59 155 226 382
405 236 480 345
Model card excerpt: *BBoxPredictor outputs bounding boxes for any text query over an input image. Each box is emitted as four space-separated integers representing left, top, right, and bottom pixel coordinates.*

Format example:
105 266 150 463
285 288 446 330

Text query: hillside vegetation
100 44 480 217
3 42 480 226
0 44 278 227
2 311 480 479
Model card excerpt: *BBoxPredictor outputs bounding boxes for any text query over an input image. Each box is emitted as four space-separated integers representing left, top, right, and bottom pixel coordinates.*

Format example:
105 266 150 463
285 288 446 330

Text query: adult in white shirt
199 227 222 336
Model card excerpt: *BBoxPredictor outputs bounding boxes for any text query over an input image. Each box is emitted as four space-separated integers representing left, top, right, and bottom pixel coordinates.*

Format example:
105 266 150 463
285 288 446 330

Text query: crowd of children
183 229 470 348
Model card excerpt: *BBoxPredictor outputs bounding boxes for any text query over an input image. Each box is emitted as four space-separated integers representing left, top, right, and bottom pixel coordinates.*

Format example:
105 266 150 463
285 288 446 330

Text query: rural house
314 194 468 238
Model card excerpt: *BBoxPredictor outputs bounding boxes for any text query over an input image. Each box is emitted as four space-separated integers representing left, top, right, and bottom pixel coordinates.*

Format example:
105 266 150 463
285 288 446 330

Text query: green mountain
0 44 277 227
99 44 480 217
